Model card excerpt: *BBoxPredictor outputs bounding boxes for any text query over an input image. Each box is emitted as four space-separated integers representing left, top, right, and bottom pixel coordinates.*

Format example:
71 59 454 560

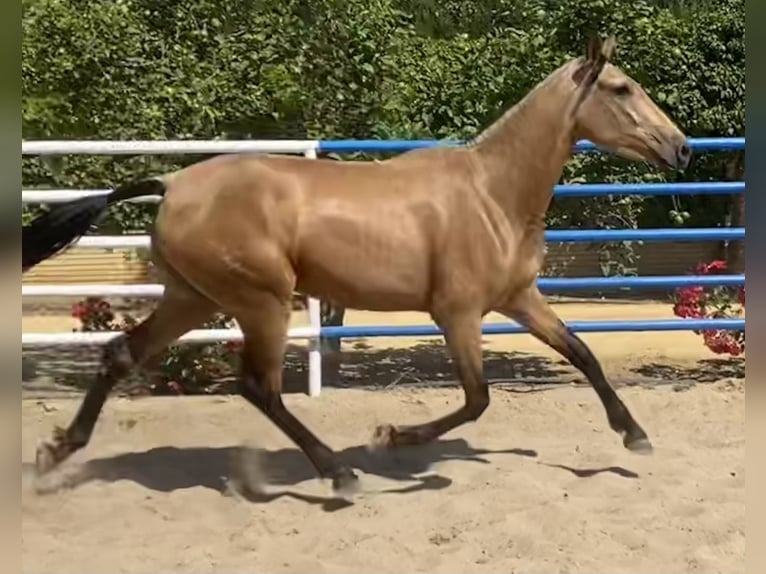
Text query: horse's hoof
624 435 653 455
35 440 61 476
228 446 273 497
369 424 397 450
331 469 361 500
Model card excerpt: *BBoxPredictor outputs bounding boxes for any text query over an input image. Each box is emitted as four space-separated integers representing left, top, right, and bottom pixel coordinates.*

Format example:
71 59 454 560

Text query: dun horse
23 37 691 495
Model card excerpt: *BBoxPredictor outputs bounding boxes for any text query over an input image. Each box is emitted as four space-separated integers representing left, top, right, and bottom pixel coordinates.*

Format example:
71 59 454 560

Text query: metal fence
21 137 746 396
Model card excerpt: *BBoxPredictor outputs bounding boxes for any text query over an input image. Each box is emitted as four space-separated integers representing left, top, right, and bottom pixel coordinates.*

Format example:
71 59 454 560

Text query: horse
22 36 691 496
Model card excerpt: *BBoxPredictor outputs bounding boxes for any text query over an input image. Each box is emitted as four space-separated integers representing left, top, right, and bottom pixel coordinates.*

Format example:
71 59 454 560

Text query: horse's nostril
675 143 692 168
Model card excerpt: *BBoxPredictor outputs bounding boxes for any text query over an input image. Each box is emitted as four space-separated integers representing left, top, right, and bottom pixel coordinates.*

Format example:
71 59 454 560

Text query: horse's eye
613 83 631 96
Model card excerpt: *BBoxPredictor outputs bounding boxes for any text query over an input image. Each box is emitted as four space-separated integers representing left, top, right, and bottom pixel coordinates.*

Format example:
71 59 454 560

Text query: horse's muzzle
656 135 692 171
674 141 692 170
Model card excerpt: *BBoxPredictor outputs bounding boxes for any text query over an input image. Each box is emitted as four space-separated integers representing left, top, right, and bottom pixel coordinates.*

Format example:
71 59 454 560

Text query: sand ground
21 301 745 573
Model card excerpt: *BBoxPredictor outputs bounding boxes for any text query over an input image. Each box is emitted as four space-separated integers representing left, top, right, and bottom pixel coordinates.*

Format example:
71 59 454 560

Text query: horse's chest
504 231 546 288
466 224 542 289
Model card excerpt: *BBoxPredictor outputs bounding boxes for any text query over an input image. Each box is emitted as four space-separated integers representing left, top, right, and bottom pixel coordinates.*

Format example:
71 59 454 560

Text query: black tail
22 177 166 273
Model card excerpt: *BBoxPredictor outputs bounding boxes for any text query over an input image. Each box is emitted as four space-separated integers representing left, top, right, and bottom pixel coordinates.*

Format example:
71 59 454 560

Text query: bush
72 296 242 394
22 0 746 278
672 260 745 356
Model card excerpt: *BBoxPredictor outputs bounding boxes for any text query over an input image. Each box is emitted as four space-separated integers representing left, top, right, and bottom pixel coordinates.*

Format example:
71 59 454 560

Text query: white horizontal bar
22 140 319 155
23 189 161 204
74 236 151 248
23 284 165 297
22 325 318 346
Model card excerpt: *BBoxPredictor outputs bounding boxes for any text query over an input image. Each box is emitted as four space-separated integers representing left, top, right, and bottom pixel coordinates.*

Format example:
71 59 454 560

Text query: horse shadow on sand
26 434 640 512
24 340 641 511
27 438 542 512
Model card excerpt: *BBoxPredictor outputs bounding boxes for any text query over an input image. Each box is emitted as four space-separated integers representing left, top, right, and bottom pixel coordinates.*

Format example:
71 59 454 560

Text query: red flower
673 303 703 319
702 330 744 356
678 285 704 306
71 302 87 319
695 259 727 274
705 260 728 273
672 260 744 357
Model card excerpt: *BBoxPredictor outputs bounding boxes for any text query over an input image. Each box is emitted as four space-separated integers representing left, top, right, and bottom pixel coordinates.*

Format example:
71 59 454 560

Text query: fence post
303 146 323 397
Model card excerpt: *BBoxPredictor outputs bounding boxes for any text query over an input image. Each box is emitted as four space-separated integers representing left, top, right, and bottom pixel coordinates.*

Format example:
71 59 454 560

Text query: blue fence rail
545 228 744 242
314 136 745 340
320 318 745 339
537 275 744 291
317 136 745 153
552 181 744 197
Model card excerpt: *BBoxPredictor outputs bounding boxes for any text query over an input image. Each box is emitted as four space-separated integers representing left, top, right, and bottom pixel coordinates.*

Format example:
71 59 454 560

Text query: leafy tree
22 0 744 266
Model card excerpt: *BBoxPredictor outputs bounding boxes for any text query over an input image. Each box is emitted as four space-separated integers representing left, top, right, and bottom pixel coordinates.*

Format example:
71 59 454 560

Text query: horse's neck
469 62 579 225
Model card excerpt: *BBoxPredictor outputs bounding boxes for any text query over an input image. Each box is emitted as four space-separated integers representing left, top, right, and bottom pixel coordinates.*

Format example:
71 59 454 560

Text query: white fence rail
22 189 158 203
23 284 166 297
22 327 315 346
22 140 319 155
23 142 325 396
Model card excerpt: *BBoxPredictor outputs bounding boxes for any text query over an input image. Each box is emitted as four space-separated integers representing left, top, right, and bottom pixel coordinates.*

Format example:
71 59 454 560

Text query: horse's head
571 37 691 171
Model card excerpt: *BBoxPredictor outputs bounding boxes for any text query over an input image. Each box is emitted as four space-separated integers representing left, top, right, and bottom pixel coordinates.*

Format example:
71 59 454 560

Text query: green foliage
22 0 744 276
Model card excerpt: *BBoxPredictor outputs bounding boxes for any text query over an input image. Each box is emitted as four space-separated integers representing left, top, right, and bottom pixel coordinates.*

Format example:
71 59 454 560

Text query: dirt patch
22 381 744 573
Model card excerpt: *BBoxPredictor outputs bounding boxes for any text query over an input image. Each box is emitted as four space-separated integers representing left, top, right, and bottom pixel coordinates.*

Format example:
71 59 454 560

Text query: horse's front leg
496 286 652 453
371 308 489 448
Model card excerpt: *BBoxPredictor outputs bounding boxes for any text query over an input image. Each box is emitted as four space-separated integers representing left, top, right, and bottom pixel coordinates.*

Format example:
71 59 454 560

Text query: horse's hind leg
235 294 359 494
497 286 651 453
35 288 218 475
372 308 489 448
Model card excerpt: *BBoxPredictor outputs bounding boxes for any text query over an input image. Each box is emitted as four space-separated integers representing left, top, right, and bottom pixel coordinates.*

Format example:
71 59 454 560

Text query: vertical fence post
303 145 323 397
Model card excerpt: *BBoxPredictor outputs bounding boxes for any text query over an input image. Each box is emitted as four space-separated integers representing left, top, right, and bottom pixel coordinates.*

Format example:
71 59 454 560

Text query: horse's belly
295 234 432 312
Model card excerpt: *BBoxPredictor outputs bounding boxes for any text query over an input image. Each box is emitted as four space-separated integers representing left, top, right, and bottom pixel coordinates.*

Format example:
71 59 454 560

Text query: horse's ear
574 36 607 86
569 35 609 114
586 36 602 62
601 35 617 61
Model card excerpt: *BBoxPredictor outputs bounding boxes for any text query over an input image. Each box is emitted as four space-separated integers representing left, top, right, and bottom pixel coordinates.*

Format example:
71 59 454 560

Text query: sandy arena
21 301 745 573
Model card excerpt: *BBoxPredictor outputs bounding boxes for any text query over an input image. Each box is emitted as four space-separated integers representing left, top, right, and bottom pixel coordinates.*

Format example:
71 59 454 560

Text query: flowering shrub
71 297 131 331
71 297 240 394
672 260 745 357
